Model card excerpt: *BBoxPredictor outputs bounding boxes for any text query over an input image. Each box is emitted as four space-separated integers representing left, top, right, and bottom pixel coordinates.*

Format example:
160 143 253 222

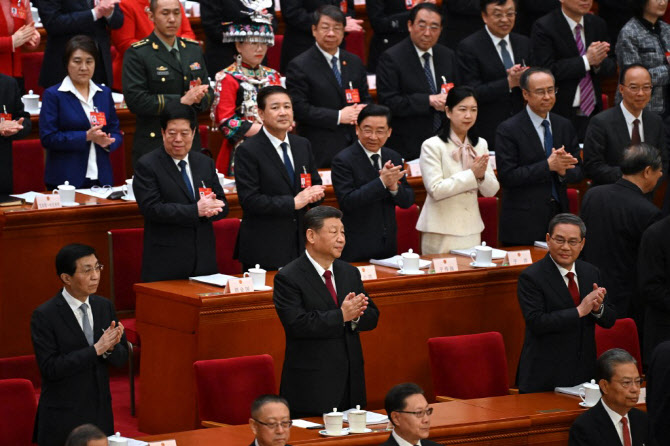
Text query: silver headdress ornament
221 0 275 45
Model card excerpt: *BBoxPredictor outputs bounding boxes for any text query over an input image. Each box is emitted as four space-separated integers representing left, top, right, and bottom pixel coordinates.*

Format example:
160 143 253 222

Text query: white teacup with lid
108 432 128 446
52 180 76 204
348 404 367 433
470 242 493 266
22 90 40 113
578 379 601 407
397 248 420 273
323 407 343 435
243 264 267 289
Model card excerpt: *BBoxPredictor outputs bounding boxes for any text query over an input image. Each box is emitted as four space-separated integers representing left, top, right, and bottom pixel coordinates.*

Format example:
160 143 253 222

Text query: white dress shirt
548 255 579 291
620 102 645 142
601 399 633 446
62 288 94 332
263 126 295 172
58 76 103 180
391 429 424 446
562 11 590 108
526 105 553 151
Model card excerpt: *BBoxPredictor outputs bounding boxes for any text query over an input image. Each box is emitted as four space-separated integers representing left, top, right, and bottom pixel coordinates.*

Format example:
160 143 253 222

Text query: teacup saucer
253 285 272 291
469 261 496 268
349 428 373 434
397 269 425 275
319 428 349 437
579 401 596 408
121 196 136 202
61 201 80 207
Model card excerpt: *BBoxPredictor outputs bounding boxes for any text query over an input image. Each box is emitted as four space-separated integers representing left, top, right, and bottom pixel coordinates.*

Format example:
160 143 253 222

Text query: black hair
160 101 197 130
304 206 343 232
257 85 291 111
384 382 424 426
313 4 346 27
519 67 554 91
250 394 290 419
408 3 442 24
64 424 106 446
547 213 586 239
438 85 480 146
480 0 516 12
619 63 650 85
56 244 97 277
596 348 637 382
620 143 662 175
357 104 392 126
628 0 653 19
63 35 98 70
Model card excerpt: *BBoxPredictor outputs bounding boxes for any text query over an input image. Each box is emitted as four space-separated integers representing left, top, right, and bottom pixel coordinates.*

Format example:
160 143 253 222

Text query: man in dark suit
235 86 325 271
457 0 530 149
376 3 460 161
517 213 615 393
273 206 379 417
440 0 483 49
639 217 670 363
647 340 670 446
331 104 414 262
581 143 662 331
286 5 372 168
584 64 668 188
37 0 123 89
496 67 583 246
31 244 128 446
530 0 616 141
279 0 360 73
248 395 292 446
0 74 31 194
569 349 648 446
133 101 228 282
379 383 441 446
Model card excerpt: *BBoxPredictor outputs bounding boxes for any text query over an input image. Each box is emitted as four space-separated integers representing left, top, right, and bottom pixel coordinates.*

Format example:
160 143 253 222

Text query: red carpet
110 371 146 438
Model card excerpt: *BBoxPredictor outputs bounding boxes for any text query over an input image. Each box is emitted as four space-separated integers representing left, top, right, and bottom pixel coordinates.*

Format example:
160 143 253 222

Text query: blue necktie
499 40 513 70
331 56 342 87
542 120 559 201
79 303 94 346
281 142 295 183
423 53 442 132
178 159 195 199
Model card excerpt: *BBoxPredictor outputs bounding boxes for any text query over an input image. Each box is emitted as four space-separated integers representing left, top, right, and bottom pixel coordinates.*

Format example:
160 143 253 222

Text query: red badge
441 83 454 95
0 113 12 122
198 187 212 199
345 88 360 104
300 173 312 189
268 77 281 86
666 51 670 65
340 0 347 13
90 111 107 126
189 80 200 89
11 0 26 19
405 0 413 9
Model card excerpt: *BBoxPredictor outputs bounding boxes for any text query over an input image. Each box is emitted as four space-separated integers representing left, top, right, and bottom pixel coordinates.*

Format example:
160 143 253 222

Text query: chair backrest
21 52 44 97
110 138 126 186
0 355 41 390
199 124 209 151
266 34 283 72
396 204 421 254
0 379 38 446
595 318 643 375
12 139 45 193
107 228 144 314
193 354 276 425
478 196 498 248
213 218 242 275
344 31 366 63
567 188 580 215
428 332 509 399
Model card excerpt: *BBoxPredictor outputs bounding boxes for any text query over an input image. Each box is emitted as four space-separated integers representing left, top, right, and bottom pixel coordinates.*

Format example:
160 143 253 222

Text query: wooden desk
138 392 601 446
0 193 144 357
135 248 547 434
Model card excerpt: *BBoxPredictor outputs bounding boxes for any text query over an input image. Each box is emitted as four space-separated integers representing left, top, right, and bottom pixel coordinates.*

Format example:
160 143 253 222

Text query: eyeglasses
91 185 112 194
414 21 441 32
614 378 644 388
622 84 653 93
550 236 582 247
490 11 517 20
166 130 194 139
77 264 104 275
395 407 434 418
317 24 344 33
252 419 293 430
360 128 389 137
527 87 558 97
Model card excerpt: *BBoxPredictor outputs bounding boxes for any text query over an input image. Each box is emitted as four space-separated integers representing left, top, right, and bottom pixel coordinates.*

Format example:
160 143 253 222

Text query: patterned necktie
499 40 514 70
631 119 641 145
323 270 338 306
331 56 342 87
79 303 94 346
371 154 381 171
621 417 632 446
178 160 195 199
574 24 596 116
542 120 559 200
422 53 442 132
280 142 295 183
565 272 580 307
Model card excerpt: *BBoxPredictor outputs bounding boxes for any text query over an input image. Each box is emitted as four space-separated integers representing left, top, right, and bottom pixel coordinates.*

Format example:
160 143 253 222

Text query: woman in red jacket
0 0 40 82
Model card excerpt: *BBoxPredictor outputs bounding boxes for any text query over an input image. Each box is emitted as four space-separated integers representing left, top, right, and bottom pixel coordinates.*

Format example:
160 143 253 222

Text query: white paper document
77 186 124 199
342 408 389 425
449 247 507 260
9 191 43 203
189 273 237 287
107 435 148 446
291 419 323 428
534 241 548 249
370 255 432 270
555 383 590 397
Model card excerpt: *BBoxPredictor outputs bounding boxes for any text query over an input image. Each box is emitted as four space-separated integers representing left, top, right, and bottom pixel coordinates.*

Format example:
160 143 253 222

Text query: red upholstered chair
601 93 609 110
396 204 421 254
199 124 210 151
478 196 498 248
567 188 580 215
266 35 283 72
193 354 276 427
213 218 242 275
12 139 45 193
21 51 45 97
595 318 643 375
428 332 513 401
344 31 366 63
0 379 38 446
107 228 145 415
0 355 41 392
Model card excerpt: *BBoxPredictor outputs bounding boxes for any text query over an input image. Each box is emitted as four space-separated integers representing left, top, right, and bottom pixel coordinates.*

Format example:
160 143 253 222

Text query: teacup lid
583 379 599 389
23 89 39 99
477 241 492 251
248 263 266 273
326 407 342 415
58 180 75 190
402 248 419 258
350 404 365 413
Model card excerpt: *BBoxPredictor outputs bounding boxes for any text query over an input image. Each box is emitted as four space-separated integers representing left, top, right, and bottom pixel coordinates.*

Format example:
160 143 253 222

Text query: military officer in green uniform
122 0 213 165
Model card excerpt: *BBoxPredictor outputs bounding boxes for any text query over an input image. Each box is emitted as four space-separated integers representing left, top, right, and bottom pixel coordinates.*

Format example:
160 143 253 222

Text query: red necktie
566 272 580 306
323 270 338 306
631 119 641 145
621 417 632 446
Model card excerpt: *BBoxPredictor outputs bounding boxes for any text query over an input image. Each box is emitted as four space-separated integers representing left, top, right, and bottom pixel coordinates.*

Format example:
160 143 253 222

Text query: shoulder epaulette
131 39 149 48
181 37 200 45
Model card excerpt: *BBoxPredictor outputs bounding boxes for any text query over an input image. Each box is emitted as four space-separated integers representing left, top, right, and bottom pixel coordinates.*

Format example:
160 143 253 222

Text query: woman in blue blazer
40 35 122 189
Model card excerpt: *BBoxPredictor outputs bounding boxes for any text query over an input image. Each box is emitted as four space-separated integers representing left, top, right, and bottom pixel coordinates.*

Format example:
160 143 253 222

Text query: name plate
505 250 532 266
432 257 459 273
149 440 177 446
357 265 377 281
32 194 62 209
408 163 422 177
319 170 332 186
224 277 254 294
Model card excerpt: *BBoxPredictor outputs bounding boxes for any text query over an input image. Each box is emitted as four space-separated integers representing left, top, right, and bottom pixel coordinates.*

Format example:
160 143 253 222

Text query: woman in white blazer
416 86 499 255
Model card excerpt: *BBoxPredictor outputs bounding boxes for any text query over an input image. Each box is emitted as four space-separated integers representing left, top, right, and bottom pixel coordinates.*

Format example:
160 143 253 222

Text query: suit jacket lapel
405 39 432 92
541 255 576 307
614 106 632 146
520 110 546 157
642 109 655 143
483 31 506 76
159 149 196 202
593 401 627 444
556 10 580 57
56 293 90 346
357 144 378 177
64 92 90 127
89 295 103 343
299 254 340 308
511 33 526 65
260 131 295 189
311 46 344 97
